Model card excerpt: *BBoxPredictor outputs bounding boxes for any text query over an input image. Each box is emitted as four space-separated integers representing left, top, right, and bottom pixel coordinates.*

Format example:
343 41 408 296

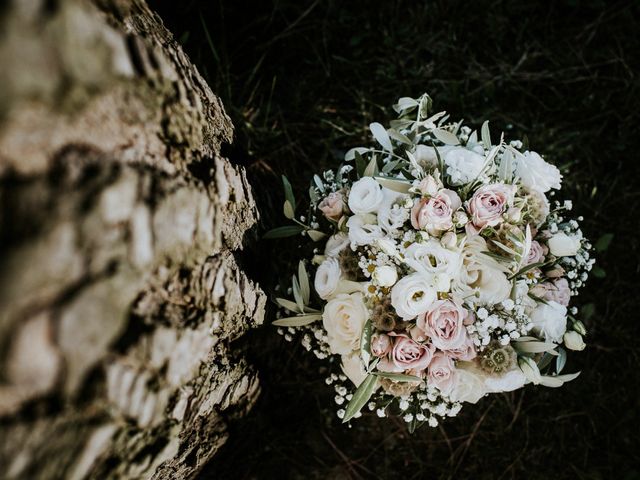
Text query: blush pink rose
378 334 435 373
545 278 571 306
525 240 546 265
371 333 392 357
318 192 344 220
427 353 457 396
447 336 477 361
468 183 516 230
416 300 469 351
410 189 462 234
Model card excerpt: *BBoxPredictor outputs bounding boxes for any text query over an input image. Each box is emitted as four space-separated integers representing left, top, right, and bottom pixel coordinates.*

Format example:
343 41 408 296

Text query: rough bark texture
0 0 265 478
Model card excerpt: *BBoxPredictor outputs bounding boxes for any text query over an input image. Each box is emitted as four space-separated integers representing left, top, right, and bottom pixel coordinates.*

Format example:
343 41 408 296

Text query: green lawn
152 0 639 478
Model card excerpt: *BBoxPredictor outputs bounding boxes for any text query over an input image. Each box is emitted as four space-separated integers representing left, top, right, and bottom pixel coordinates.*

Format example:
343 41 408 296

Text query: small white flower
373 265 398 287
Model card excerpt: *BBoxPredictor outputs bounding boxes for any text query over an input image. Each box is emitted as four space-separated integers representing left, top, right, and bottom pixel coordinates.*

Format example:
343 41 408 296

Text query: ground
152 1 639 478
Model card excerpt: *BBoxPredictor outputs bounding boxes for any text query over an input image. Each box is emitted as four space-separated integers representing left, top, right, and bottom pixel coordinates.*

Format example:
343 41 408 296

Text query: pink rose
371 333 392 357
525 240 546 265
416 300 469 351
318 192 344 220
447 336 477 361
427 353 457 396
415 175 439 196
379 334 435 373
468 183 515 230
410 189 461 235
545 278 572 306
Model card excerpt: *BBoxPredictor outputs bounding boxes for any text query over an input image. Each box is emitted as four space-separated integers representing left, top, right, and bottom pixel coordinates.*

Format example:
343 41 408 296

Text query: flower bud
453 211 468 228
563 331 586 351
440 231 457 249
373 265 398 287
572 319 587 336
375 238 398 257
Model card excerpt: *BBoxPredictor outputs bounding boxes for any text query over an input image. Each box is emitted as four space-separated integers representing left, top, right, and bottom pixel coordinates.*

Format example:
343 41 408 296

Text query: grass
151 0 640 478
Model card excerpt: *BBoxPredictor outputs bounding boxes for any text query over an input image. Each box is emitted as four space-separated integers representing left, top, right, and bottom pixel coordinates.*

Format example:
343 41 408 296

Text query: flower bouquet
267 93 593 429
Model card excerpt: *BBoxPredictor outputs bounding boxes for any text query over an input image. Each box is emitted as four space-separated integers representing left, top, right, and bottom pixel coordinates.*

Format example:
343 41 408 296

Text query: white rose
405 240 461 280
314 258 342 299
346 214 383 248
449 363 487 404
564 331 586 351
443 147 485 186
391 272 437 320
347 177 384 214
548 232 581 257
322 293 368 355
373 265 398 287
324 232 350 257
515 151 562 192
530 301 567 343
341 352 368 387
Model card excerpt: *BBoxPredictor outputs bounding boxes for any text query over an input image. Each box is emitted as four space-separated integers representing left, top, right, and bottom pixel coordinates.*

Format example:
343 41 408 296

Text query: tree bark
0 0 265 478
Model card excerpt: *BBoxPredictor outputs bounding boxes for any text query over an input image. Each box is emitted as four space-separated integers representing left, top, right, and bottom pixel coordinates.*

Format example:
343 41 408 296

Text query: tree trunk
0 0 265 478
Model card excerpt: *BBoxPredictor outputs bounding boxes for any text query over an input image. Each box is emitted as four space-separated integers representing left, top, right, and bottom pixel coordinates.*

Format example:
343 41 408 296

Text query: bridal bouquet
268 93 593 429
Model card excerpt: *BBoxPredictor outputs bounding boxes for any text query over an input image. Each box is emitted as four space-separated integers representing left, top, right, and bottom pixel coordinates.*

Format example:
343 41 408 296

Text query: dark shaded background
151 1 639 478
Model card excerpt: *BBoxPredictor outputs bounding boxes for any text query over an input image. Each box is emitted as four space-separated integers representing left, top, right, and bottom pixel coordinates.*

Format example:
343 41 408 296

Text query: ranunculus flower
318 192 344 220
324 232 350 257
515 151 562 192
379 334 434 373
417 300 469 351
347 177 384 214
449 363 486 403
390 272 438 320
427 353 457 396
468 183 516 230
443 147 485 186
563 331 586 351
322 293 368 355
548 232 581 257
530 300 567 343
371 333 392 357
347 214 383 248
340 352 368 387
525 240 545 265
411 189 461 235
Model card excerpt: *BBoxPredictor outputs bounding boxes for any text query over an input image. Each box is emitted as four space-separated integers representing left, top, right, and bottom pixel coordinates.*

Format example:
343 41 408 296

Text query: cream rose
314 258 342 299
318 192 344 220
515 151 562 193
427 353 457 396
449 363 487 403
410 189 461 235
468 183 515 230
444 147 485 185
548 232 581 257
347 177 384 214
530 300 567 343
322 293 369 355
390 272 438 320
417 300 469 351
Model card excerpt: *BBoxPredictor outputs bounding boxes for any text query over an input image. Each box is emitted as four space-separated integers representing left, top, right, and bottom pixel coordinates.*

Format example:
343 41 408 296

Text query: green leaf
373 176 412 194
355 151 367 177
370 122 393 151
595 233 614 252
508 261 549 280
298 261 310 306
307 230 327 242
481 120 492 149
387 128 413 145
292 275 304 312
345 147 370 161
283 200 295 219
513 340 558 354
275 297 302 313
282 175 295 210
373 372 423 382
537 351 556 370
342 374 378 423
363 155 379 177
263 225 304 239
592 266 606 278
581 303 595 320
556 346 567 373
432 128 460 145
272 314 322 327
360 320 373 366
